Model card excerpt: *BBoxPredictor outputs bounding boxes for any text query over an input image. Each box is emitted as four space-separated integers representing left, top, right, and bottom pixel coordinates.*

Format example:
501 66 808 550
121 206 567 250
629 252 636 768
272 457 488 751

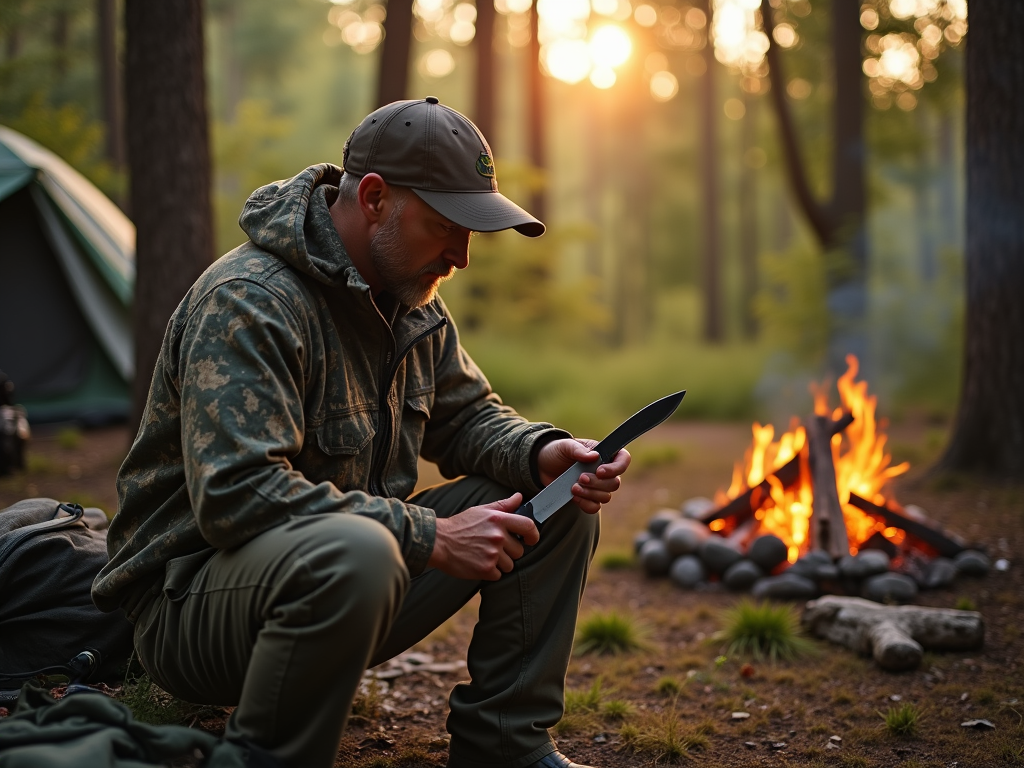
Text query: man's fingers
596 448 631 478
500 512 540 545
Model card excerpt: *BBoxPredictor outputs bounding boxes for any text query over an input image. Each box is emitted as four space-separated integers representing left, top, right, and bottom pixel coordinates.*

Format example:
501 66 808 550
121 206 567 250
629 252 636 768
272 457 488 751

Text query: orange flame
716 355 910 562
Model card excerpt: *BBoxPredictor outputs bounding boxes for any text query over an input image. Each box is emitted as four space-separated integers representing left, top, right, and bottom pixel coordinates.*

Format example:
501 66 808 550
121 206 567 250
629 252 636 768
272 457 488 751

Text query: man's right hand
427 493 539 581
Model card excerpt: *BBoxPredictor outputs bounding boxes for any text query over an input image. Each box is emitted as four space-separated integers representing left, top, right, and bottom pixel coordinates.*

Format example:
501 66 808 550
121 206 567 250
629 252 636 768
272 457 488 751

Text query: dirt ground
1 418 1022 767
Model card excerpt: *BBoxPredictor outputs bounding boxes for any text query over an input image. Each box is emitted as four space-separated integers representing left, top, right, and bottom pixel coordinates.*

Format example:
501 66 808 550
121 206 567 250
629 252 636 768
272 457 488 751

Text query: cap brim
412 189 545 237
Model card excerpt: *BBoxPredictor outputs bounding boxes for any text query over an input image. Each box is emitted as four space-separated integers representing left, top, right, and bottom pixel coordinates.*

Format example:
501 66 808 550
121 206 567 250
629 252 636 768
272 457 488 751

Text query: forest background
0 0 968 441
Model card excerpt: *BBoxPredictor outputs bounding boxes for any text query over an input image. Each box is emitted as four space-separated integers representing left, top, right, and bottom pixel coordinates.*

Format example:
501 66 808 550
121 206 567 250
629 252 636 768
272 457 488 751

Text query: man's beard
369 197 454 308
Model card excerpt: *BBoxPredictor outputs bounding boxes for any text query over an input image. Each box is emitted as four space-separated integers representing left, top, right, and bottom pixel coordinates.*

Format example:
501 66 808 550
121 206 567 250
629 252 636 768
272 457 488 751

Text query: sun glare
543 38 592 83
590 25 632 69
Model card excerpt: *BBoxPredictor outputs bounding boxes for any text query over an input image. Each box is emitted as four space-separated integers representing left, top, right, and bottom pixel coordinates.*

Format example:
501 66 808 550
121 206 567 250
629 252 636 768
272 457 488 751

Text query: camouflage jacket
93 164 567 616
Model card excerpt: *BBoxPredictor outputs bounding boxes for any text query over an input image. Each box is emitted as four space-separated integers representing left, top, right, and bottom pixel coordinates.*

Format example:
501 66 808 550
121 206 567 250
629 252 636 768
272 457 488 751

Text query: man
93 98 630 768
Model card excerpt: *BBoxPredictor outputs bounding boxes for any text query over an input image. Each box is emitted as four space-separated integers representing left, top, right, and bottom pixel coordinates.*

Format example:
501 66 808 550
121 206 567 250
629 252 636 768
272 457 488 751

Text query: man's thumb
492 492 523 511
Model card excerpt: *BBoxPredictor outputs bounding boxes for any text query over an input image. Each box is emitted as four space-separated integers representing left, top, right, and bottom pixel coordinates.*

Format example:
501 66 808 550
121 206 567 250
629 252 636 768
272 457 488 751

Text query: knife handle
514 500 537 523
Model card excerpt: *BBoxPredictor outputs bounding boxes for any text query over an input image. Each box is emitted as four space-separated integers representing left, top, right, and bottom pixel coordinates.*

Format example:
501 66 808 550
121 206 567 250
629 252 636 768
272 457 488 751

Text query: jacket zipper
368 316 448 497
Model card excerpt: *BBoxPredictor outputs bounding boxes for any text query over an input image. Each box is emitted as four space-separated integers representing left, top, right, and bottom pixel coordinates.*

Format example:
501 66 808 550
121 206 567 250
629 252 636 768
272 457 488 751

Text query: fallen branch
802 595 983 671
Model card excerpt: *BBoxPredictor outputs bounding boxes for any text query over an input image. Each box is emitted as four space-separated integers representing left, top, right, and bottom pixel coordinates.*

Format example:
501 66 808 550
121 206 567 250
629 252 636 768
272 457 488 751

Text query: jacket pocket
163 549 215 602
315 406 377 456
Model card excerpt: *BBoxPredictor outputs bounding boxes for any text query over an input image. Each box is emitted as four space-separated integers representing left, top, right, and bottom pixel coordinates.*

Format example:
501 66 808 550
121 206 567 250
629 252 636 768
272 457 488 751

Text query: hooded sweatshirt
93 164 568 617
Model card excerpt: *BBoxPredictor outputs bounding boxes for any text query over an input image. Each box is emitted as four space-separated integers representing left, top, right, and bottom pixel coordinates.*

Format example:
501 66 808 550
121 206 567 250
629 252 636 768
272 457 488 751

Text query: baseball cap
342 97 545 237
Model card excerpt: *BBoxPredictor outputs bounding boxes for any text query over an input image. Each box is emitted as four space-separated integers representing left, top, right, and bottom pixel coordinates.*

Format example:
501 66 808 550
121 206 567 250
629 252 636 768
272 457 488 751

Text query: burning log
802 595 984 671
807 412 851 559
847 494 968 558
699 411 854 528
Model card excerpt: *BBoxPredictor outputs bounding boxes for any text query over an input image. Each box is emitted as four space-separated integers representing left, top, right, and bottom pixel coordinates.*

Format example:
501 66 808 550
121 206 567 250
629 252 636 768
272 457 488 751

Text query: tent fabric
0 126 135 424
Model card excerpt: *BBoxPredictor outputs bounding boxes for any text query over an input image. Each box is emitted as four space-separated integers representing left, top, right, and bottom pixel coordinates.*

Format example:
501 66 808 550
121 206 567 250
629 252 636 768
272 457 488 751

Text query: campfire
636 355 990 603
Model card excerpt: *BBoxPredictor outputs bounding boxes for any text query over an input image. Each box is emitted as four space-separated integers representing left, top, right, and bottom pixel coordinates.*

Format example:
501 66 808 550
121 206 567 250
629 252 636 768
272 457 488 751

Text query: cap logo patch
475 152 495 179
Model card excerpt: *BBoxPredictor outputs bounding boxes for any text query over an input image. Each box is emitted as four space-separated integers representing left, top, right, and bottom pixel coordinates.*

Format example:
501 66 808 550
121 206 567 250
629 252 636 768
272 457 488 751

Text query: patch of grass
351 677 385 720
598 550 634 571
837 755 870 768
955 596 977 611
618 707 707 763
120 672 221 726
656 676 682 696
25 453 58 474
879 702 922 737
602 699 634 720
720 600 815 662
574 611 643 656
57 427 82 450
809 722 831 735
565 678 604 714
975 688 997 705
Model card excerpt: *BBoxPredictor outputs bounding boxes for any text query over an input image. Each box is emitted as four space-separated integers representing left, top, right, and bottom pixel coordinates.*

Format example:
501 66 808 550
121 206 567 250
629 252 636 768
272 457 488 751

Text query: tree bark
473 0 496 148
375 0 413 108
936 0 1024 478
125 0 214 434
97 0 126 171
740 90 759 338
526 1 546 222
699 0 722 343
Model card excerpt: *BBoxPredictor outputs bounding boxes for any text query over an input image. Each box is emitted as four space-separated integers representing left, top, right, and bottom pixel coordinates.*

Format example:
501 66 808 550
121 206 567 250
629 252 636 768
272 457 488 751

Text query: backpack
0 499 134 702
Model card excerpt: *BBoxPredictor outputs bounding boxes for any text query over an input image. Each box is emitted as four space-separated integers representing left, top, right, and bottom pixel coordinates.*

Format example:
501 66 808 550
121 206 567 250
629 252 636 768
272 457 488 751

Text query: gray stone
862 572 918 604
923 557 958 590
664 518 711 557
723 559 764 591
634 530 653 555
681 496 716 519
815 563 840 581
789 551 837 581
748 534 789 572
838 549 890 580
954 550 991 577
640 538 672 576
648 508 680 538
669 555 706 589
751 573 818 601
698 536 743 574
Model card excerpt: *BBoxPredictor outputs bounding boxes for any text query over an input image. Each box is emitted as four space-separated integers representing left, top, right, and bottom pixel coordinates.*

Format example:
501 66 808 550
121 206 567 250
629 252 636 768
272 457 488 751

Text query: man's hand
536 438 631 515
428 493 539 581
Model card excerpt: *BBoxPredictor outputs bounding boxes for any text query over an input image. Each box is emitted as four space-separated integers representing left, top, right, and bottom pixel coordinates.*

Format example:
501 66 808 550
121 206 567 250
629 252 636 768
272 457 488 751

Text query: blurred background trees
0 0 980 445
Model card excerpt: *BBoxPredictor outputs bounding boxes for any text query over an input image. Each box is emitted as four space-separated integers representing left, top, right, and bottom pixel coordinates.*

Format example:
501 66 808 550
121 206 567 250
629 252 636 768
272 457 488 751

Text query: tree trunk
526 0 546 222
740 90 759 338
474 0 496 148
700 0 722 342
376 0 413 108
125 0 214 434
97 0 126 171
936 0 1024 478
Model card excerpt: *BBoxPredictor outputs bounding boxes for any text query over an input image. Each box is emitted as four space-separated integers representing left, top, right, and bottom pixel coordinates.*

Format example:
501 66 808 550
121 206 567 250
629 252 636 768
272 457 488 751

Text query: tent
0 126 134 425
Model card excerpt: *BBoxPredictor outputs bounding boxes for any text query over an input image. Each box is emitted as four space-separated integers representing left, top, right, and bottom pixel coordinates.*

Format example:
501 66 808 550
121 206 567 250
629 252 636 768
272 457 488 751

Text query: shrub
879 702 922 737
598 551 634 571
720 600 815 662
575 611 643 656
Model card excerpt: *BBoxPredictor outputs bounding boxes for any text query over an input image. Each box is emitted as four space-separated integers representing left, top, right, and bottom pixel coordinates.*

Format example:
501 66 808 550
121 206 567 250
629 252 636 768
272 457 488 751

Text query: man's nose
445 231 471 270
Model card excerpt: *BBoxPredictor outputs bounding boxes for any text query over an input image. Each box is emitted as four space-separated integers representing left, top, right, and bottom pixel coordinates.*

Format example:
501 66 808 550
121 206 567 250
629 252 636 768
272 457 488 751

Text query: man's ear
357 173 389 225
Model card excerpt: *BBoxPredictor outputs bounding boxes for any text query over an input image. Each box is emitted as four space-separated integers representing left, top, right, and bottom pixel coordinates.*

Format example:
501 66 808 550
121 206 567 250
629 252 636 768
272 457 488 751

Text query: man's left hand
536 438 631 515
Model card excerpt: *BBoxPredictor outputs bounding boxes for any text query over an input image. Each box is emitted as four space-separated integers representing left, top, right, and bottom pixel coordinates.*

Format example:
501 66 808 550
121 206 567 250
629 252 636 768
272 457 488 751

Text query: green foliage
598 551 634 571
656 676 681 696
619 706 707 763
879 702 922 737
720 600 815 662
120 673 220 727
57 427 82 450
351 677 384 720
24 453 58 475
630 442 682 471
955 596 976 612
564 677 604 714
602 698 634 719
575 611 643 656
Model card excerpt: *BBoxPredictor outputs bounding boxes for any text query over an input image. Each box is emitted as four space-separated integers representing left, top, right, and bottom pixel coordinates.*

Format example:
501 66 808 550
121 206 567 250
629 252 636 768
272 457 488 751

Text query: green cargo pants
132 476 600 768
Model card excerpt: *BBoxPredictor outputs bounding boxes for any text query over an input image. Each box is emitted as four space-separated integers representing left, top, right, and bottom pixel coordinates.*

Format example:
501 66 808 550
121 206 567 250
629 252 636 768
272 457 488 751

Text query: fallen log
802 595 983 671
847 494 968 558
699 412 854 527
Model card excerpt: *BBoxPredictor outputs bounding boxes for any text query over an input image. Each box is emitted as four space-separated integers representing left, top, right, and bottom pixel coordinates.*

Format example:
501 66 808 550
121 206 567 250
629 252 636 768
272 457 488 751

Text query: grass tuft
618 706 707 763
720 600 815 662
955 596 977 611
879 702 922 737
598 551 634 571
120 672 221 726
656 676 682 696
564 678 604 714
57 427 82 450
602 699 634 719
574 611 643 656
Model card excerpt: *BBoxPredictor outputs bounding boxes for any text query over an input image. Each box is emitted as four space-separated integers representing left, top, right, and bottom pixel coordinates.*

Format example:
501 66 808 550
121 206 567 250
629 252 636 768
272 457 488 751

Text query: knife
515 390 686 525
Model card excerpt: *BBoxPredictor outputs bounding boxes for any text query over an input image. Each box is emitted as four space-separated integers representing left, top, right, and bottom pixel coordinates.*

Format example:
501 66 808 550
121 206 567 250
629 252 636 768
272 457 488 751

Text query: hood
238 163 359 287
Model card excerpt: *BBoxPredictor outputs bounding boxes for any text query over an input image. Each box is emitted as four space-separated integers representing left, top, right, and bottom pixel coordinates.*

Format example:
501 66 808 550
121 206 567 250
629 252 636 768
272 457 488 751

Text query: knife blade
515 390 686 525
